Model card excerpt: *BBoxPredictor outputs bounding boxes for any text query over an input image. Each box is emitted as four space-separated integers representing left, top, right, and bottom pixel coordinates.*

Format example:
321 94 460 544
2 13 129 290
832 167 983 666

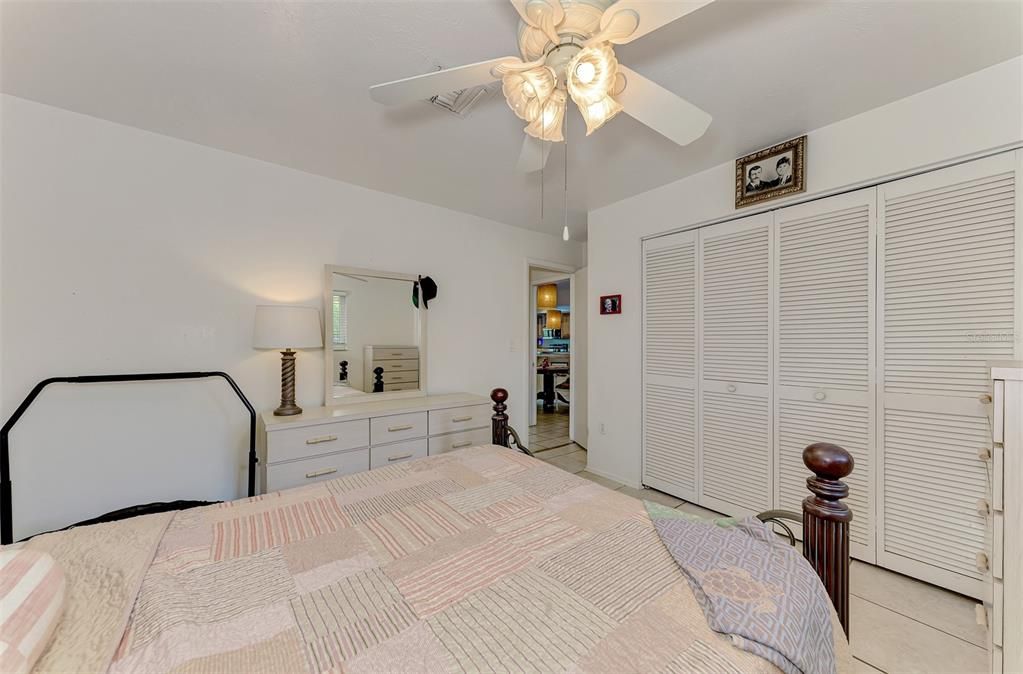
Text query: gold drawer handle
388 424 414 432
387 453 414 462
452 416 473 423
305 467 338 479
390 352 405 356
452 441 473 449
306 435 337 445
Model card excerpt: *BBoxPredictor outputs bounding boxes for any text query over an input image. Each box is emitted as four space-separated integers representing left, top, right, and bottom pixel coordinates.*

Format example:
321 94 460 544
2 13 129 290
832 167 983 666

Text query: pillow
0 549 66 674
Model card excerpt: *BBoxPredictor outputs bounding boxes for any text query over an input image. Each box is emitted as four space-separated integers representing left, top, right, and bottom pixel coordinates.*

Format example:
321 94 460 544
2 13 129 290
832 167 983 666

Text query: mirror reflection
328 271 420 398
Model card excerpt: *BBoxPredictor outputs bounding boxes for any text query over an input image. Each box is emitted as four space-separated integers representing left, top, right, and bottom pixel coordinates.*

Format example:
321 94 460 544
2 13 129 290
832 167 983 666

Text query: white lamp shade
253 305 323 349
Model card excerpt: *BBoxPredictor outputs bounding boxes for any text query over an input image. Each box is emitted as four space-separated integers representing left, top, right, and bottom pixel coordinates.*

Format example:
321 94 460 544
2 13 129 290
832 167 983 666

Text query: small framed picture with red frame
599 294 622 315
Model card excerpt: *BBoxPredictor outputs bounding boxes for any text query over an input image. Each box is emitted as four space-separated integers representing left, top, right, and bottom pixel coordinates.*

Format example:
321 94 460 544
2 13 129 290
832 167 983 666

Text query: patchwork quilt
26 445 850 673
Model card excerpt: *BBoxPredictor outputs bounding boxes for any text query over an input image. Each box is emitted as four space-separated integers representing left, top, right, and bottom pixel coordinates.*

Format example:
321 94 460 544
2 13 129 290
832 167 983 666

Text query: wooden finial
490 388 509 447
803 442 854 523
801 441 854 636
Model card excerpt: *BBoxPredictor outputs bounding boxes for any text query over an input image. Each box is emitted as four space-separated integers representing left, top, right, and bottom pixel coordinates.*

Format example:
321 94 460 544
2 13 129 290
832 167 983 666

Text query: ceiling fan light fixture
579 94 623 135
567 42 619 106
524 88 566 142
502 66 556 121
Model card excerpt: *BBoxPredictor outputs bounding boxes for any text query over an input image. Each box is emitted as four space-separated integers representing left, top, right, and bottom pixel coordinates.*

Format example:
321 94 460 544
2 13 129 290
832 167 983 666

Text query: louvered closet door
699 213 774 516
643 230 699 501
878 152 1020 599
773 190 876 563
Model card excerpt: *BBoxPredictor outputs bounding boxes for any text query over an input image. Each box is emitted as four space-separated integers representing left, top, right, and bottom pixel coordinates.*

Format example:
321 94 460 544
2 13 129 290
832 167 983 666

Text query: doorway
528 264 577 453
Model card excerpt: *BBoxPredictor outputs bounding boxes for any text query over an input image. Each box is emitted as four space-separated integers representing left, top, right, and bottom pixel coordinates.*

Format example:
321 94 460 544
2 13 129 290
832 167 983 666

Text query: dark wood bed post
802 442 854 637
490 388 509 447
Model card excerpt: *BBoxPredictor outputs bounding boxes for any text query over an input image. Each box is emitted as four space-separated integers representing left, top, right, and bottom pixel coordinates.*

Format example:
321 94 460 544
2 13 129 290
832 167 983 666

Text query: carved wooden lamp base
274 349 302 416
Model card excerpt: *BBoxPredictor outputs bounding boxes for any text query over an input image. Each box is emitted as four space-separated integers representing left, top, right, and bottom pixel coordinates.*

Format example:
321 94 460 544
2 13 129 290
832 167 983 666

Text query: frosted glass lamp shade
567 43 619 105
502 66 556 122
536 284 558 310
578 94 623 135
253 305 323 350
525 89 566 142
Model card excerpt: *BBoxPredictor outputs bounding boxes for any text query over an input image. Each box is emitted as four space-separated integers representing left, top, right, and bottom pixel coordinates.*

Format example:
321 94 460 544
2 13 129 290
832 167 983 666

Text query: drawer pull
452 441 473 449
814 391 826 401
305 467 338 479
452 416 473 423
306 435 338 445
387 453 414 462
390 352 405 357
388 424 414 432
726 384 737 393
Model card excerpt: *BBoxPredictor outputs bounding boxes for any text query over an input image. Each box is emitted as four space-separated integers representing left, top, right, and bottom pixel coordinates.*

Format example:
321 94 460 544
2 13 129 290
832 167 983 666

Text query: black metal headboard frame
1 371 257 545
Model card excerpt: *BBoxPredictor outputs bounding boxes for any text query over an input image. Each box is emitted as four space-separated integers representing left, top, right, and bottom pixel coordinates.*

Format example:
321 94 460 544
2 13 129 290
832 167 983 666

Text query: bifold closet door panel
878 152 1020 598
773 189 876 562
699 212 773 516
642 229 699 501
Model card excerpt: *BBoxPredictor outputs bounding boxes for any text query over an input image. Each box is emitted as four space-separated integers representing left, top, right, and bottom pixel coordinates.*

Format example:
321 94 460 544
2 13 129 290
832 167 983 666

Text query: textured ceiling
3 0 1021 240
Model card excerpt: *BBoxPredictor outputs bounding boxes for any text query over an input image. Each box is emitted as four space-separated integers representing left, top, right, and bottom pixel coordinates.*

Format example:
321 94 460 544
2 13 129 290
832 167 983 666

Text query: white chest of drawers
988 364 1022 674
261 392 491 492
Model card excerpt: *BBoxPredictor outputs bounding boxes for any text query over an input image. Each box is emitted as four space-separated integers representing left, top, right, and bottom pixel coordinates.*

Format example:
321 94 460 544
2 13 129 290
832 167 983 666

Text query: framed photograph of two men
735 135 806 208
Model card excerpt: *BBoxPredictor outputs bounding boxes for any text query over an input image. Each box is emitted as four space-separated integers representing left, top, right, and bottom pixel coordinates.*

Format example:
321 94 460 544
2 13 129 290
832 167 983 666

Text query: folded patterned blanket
645 502 836 674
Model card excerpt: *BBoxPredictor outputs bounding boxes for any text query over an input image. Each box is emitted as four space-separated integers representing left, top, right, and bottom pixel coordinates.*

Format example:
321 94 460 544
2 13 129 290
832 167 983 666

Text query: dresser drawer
265 449 369 492
379 370 419 384
267 419 369 464
374 347 419 361
370 411 427 445
370 438 428 469
375 358 418 372
429 427 491 455
429 404 491 435
384 381 419 392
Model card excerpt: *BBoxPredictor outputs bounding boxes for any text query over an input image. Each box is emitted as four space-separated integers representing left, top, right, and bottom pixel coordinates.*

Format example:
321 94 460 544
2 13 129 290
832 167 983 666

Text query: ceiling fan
369 0 715 172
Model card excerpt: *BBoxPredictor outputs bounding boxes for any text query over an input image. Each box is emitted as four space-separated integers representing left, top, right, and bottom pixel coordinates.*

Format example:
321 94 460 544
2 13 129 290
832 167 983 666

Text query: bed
3 377 855 674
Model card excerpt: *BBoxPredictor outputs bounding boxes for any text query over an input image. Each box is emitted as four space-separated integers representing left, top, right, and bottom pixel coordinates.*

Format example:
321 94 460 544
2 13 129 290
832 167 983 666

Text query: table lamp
253 305 323 416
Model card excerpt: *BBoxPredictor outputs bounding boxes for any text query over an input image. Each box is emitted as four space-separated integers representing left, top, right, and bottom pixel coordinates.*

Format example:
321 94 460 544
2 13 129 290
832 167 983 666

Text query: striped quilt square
213 496 350 560
393 535 533 618
362 500 474 560
539 519 680 621
290 568 415 669
426 568 617 672
341 479 462 525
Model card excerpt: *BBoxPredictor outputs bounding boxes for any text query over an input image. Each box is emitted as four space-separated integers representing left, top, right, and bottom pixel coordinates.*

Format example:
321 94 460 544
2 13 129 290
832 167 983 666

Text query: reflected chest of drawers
261 392 492 492
364 345 420 392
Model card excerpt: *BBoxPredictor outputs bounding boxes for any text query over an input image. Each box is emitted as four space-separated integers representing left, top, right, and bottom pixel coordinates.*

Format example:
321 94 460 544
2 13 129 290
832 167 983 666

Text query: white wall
571 266 588 449
0 94 584 539
586 56 1023 487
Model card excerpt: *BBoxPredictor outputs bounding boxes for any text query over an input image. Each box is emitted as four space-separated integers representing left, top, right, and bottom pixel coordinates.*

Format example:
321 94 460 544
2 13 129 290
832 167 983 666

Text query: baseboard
583 465 641 489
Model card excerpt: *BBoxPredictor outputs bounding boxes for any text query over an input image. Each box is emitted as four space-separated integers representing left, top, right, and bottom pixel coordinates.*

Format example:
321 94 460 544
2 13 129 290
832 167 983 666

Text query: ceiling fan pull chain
563 123 569 241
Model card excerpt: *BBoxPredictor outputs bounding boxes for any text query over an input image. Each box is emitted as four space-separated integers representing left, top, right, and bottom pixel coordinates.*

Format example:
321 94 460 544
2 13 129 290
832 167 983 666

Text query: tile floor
528 403 571 452
531 444 990 674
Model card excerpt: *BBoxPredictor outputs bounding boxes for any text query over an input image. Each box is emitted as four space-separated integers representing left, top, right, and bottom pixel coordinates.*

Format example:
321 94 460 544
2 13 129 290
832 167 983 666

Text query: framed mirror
323 265 427 404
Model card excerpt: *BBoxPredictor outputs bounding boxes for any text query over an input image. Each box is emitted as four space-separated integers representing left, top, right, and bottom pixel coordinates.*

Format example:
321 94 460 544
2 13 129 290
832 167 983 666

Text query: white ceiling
3 1 1020 240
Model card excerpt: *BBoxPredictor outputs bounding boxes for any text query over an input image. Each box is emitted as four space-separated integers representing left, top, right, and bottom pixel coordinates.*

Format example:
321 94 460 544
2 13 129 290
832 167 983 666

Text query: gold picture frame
735 135 806 208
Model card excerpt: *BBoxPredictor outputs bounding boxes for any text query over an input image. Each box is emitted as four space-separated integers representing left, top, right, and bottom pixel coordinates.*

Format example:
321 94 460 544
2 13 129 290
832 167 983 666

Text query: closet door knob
814 391 827 401
726 384 737 393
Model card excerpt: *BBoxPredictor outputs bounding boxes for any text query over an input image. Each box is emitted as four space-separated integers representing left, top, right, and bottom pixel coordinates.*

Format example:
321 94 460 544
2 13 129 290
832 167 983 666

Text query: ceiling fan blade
369 57 519 105
516 135 552 173
600 0 715 44
616 65 711 146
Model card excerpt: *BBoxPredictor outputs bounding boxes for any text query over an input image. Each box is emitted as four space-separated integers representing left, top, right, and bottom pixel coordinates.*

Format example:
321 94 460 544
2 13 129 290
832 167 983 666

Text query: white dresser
261 392 491 492
988 364 1022 674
